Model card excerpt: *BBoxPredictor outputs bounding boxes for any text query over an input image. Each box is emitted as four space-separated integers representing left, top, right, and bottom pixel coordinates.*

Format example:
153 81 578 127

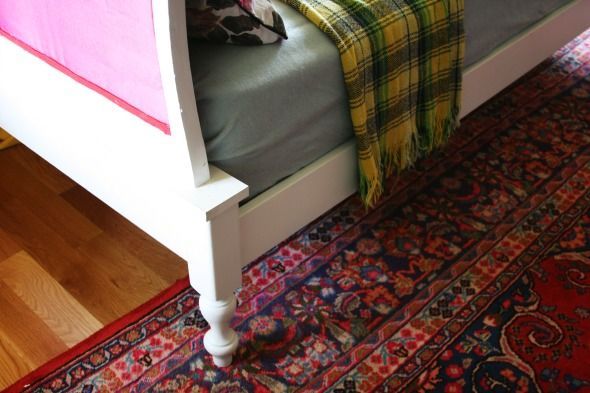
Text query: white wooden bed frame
0 0 588 367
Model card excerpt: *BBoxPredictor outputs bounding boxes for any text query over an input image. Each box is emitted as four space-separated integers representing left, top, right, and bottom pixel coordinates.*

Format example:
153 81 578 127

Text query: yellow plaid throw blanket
283 0 465 206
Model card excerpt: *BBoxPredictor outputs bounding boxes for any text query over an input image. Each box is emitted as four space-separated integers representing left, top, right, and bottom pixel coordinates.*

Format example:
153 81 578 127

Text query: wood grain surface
0 144 188 390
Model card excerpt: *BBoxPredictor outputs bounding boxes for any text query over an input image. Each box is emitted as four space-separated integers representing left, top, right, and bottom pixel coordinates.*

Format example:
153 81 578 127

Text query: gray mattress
189 0 572 198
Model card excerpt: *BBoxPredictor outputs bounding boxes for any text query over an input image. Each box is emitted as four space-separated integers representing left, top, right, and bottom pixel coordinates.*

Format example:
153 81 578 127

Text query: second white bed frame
0 0 588 367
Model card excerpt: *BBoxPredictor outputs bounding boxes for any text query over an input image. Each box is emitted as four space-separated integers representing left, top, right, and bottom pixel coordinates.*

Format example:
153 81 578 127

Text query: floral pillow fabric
186 0 287 45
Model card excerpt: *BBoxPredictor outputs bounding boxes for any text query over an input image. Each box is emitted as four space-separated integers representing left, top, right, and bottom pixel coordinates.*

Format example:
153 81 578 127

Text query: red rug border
3 277 191 393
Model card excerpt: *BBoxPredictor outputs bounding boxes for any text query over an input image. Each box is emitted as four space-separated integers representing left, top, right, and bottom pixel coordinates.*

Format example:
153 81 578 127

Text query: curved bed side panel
152 0 211 187
0 0 169 133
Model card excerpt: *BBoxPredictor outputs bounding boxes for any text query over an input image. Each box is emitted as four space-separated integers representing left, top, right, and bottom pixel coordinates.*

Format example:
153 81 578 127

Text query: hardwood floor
0 144 188 390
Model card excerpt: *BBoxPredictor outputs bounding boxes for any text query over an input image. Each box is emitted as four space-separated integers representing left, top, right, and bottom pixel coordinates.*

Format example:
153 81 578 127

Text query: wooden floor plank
0 195 153 324
0 153 101 249
0 336 34 391
0 142 187 387
76 233 174 322
0 192 97 284
62 185 187 283
2 145 76 195
0 281 68 368
0 251 103 347
0 227 20 261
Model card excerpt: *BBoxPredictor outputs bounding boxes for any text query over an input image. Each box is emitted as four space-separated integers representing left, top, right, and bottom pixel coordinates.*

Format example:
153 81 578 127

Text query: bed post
151 0 249 366
152 0 211 188
187 203 242 367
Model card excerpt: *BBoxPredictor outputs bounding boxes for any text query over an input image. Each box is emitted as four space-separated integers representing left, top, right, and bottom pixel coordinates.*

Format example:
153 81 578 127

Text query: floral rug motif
7 30 590 393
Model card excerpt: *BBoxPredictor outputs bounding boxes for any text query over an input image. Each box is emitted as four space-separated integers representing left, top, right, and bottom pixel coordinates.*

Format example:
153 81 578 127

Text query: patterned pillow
186 0 287 45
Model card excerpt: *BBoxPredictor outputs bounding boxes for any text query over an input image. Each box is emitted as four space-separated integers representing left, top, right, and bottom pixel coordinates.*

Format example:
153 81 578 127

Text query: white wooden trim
239 140 358 264
152 0 211 188
238 0 590 266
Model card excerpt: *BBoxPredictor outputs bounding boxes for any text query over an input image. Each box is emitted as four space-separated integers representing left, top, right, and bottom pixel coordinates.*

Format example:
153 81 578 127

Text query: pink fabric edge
0 28 171 135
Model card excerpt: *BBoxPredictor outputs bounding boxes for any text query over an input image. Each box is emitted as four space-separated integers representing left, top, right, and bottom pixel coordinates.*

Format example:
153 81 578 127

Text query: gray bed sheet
189 0 573 198
465 0 572 66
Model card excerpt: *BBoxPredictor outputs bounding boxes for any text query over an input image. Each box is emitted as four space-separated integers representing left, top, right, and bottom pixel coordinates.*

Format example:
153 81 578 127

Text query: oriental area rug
7 31 590 393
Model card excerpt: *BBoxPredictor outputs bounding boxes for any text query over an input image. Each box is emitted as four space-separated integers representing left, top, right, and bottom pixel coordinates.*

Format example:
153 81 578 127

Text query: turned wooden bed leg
186 203 242 367
199 295 238 366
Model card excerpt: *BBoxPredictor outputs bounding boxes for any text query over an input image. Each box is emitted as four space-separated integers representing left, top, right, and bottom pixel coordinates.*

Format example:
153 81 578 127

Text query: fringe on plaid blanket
283 0 465 206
